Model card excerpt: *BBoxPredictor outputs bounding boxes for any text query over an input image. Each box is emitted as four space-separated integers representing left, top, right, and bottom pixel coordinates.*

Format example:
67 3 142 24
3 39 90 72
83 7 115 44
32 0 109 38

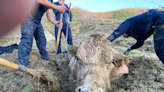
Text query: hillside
71 8 148 20
0 8 163 92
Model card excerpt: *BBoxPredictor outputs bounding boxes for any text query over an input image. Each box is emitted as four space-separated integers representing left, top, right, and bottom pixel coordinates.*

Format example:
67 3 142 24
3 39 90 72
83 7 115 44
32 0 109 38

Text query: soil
0 8 164 92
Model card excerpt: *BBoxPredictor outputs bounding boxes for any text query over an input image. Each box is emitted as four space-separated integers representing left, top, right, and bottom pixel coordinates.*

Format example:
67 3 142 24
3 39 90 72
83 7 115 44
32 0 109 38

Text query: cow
69 33 132 92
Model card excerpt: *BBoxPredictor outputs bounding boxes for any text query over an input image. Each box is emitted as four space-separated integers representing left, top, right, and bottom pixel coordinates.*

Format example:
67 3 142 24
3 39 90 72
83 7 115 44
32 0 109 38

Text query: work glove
123 48 131 55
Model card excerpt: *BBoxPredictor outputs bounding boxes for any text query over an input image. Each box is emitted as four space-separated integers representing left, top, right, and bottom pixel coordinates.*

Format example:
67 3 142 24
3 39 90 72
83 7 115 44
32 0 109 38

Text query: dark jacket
107 9 162 49
53 2 73 24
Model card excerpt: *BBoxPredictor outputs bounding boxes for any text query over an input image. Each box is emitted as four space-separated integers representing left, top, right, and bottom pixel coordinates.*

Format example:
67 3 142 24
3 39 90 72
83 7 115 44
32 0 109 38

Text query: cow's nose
78 87 89 92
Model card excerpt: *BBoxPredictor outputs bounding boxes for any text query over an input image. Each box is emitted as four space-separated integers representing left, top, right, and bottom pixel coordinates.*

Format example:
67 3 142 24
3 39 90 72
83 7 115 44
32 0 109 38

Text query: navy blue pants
154 12 164 64
55 23 73 54
154 40 164 64
18 19 49 67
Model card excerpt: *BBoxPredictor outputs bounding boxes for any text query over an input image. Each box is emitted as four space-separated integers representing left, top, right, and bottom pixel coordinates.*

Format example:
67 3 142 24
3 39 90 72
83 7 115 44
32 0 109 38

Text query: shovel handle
56 0 65 54
69 3 71 11
0 58 19 69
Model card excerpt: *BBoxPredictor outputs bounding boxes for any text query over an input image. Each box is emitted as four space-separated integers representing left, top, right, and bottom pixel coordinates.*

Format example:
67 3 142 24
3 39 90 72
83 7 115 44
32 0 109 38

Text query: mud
0 47 77 92
0 45 163 92
110 56 164 92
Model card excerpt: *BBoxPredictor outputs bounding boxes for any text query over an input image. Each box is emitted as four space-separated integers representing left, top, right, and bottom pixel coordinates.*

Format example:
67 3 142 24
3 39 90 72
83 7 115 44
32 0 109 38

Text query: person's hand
57 5 67 13
119 61 129 74
55 21 63 29
123 48 131 55
66 20 70 24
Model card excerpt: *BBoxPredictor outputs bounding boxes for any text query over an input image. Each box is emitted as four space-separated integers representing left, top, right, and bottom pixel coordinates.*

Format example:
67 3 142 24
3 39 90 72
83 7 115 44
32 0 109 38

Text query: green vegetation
115 47 142 55
115 48 125 53
148 35 153 40
71 11 82 26
32 44 37 48
41 14 55 34
110 11 138 21
130 49 142 55
18 85 34 92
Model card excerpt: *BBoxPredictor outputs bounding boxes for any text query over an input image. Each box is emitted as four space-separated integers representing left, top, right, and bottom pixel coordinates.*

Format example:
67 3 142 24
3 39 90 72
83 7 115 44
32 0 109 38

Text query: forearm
107 21 131 42
37 0 59 10
130 40 144 50
47 14 57 25
106 33 120 42
46 9 58 26
69 11 73 22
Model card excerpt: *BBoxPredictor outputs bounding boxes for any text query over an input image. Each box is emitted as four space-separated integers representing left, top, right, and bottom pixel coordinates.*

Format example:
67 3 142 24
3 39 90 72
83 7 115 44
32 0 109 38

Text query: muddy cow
69 33 132 92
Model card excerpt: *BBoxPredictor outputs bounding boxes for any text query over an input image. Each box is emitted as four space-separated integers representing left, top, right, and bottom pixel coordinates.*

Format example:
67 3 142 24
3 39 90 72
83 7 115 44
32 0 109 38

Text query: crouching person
69 33 131 92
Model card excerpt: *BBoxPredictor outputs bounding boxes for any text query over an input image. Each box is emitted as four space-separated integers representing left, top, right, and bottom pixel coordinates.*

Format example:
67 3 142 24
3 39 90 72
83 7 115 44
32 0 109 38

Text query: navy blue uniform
53 2 73 54
18 1 52 67
107 9 164 64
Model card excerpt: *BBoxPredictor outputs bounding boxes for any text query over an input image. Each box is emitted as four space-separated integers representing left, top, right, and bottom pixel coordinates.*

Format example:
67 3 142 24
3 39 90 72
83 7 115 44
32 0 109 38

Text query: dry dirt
0 8 164 92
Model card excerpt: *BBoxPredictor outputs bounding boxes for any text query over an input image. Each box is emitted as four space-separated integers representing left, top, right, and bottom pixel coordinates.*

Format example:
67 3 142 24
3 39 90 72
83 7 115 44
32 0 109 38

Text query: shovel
56 0 65 54
0 58 59 87
63 2 71 57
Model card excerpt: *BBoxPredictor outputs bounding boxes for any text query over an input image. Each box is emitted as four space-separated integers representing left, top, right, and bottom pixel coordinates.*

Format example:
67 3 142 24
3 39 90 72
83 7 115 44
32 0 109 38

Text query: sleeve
53 9 58 14
53 2 59 14
130 39 144 50
66 4 73 22
106 21 131 42
69 11 73 22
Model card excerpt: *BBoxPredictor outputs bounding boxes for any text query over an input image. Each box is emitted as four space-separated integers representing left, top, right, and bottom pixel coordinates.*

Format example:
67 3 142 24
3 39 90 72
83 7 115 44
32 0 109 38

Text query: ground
0 8 164 92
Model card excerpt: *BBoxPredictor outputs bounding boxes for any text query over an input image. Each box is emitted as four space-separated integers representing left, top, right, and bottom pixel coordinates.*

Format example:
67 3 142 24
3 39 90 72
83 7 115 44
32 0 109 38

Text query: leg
154 39 164 64
34 23 49 60
18 20 35 67
63 23 73 45
67 27 73 45
154 13 164 64
55 26 62 54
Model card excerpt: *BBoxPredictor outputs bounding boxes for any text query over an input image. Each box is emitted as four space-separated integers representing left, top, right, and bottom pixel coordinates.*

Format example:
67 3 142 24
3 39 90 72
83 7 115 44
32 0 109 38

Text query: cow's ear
124 56 133 65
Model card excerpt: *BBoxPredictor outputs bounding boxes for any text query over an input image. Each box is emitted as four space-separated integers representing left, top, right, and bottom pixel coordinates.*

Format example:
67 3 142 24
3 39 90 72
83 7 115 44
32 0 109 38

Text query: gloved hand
123 48 131 55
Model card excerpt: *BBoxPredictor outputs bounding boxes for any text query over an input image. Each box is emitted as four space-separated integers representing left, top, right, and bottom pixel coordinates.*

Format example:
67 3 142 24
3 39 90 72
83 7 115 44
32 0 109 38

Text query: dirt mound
0 45 77 92
110 56 164 92
0 45 163 92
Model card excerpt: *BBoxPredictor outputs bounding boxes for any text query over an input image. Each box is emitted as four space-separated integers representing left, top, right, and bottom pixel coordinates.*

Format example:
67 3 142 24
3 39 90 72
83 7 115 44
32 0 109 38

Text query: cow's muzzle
76 86 104 92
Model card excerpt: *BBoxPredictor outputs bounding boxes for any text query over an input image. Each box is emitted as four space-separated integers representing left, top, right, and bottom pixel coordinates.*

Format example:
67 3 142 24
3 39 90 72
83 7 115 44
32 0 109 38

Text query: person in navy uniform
18 0 66 67
52 0 73 54
107 9 164 64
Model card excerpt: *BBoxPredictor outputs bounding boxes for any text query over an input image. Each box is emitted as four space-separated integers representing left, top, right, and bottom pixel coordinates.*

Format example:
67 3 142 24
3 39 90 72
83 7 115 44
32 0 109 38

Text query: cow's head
69 33 111 92
69 33 131 92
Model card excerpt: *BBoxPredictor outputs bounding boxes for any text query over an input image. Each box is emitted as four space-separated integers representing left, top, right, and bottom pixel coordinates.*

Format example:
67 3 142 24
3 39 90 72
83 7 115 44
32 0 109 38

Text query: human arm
66 3 73 23
106 21 131 42
66 10 73 23
69 11 73 22
37 0 66 13
46 9 62 29
130 39 144 50
123 39 144 55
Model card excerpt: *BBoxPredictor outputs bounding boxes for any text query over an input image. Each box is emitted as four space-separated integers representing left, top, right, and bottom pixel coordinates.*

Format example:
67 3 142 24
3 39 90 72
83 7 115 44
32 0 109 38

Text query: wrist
54 21 57 25
127 48 131 51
